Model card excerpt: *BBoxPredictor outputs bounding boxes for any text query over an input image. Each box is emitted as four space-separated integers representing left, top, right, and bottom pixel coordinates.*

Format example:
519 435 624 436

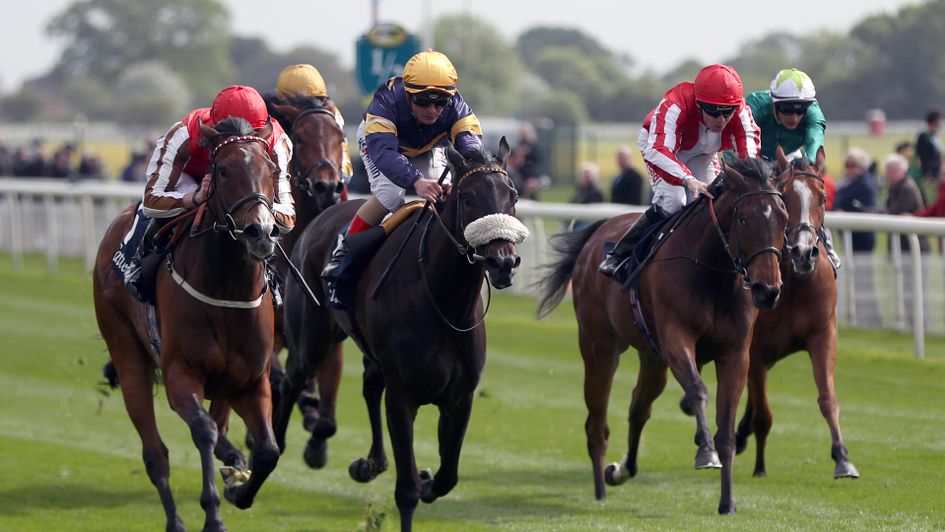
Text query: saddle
610 205 693 293
324 201 427 310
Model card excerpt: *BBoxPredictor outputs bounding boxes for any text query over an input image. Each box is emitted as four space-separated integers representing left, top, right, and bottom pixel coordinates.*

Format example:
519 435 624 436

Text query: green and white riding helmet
770 68 816 104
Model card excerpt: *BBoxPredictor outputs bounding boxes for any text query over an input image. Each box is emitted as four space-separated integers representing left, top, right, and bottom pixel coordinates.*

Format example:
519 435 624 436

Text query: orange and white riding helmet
275 64 328 99
693 64 744 107
402 50 458 96
210 85 268 129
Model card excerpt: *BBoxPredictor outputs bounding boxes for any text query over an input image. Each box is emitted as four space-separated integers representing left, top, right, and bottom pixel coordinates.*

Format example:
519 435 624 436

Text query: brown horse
279 139 526 531
265 95 347 468
736 156 859 479
93 117 282 532
537 158 788 514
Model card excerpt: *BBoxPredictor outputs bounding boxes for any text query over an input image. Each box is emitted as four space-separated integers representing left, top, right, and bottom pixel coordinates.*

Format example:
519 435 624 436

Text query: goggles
697 102 737 118
410 92 449 109
775 101 812 116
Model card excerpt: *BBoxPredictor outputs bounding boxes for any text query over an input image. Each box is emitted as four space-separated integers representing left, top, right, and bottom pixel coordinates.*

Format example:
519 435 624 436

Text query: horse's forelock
212 117 255 137
724 157 777 190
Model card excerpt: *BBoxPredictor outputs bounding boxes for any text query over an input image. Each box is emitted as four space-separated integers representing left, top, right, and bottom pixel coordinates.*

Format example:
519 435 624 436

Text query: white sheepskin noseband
463 213 530 247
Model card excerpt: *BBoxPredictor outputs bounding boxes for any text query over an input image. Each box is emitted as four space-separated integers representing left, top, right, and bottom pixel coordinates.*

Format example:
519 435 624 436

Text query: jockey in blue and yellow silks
321 50 483 279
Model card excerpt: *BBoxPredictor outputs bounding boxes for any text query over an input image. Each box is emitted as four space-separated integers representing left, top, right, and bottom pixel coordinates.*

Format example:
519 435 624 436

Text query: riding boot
125 218 161 301
321 232 349 281
598 205 666 283
820 226 842 269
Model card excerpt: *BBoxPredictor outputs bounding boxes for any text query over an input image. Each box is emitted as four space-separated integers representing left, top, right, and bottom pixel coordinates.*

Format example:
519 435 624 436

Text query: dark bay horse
279 139 526 531
537 158 788 514
93 118 282 532
264 95 346 467
736 157 859 479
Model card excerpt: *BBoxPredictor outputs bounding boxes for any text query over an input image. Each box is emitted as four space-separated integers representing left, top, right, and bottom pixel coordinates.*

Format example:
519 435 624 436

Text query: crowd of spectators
0 137 106 180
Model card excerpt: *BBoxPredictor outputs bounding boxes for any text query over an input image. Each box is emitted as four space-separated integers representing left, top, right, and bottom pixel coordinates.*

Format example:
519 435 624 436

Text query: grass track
1 255 943 531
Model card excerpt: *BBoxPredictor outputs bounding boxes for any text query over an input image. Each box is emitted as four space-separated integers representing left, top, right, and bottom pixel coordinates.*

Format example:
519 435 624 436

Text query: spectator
15 138 46 177
47 143 76 178
884 153 929 252
121 150 149 183
833 147 877 252
895 140 928 204
569 162 604 230
0 139 11 175
77 152 104 179
610 145 645 205
915 109 942 184
508 122 545 200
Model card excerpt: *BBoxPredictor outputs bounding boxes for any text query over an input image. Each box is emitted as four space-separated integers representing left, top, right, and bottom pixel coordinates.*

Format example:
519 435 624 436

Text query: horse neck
178 221 265 299
423 202 483 316
683 197 736 270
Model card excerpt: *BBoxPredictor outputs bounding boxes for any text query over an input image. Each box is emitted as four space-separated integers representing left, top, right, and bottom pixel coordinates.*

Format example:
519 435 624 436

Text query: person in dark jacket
610 145 645 205
915 109 942 183
833 147 877 252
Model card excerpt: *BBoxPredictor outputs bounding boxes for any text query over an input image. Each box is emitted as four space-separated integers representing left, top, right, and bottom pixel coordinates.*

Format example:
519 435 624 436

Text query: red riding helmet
693 64 744 106
209 85 268 129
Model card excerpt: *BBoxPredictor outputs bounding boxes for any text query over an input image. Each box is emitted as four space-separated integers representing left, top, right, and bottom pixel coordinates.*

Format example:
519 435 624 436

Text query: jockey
746 68 840 268
120 85 295 301
273 63 354 182
321 49 483 280
599 64 760 282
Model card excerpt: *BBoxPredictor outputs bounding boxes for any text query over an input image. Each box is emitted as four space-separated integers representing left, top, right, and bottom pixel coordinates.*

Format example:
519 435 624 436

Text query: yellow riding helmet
402 50 458 95
275 64 328 99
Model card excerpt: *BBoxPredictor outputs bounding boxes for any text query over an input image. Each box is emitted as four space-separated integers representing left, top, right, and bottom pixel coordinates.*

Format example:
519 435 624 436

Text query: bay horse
537 158 788 514
279 139 526 531
735 156 859 479
93 117 282 532
264 95 347 468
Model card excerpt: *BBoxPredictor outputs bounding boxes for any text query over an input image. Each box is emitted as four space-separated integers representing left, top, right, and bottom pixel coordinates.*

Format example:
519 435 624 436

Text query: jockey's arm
365 129 424 188
271 132 296 233
142 122 197 219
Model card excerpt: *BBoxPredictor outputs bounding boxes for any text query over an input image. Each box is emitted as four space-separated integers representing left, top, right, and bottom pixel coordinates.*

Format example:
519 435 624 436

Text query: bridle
781 168 825 254
289 107 343 198
707 188 785 285
190 134 276 241
420 163 517 332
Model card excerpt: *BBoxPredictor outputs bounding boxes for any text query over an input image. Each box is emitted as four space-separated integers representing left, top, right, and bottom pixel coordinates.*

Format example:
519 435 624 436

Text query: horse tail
536 220 607 318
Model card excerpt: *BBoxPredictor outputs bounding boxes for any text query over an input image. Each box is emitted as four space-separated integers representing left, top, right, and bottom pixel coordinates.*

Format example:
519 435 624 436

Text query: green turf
1 255 943 531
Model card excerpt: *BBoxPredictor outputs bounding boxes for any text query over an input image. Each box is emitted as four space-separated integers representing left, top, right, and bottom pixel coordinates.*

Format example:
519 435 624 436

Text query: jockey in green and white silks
745 68 826 162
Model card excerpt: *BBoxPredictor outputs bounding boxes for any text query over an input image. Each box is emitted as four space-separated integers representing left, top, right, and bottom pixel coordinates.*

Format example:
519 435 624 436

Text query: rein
707 190 784 285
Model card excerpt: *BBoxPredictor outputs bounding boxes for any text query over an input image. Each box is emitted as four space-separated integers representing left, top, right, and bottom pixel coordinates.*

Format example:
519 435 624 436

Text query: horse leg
210 400 246 470
579 332 620 500
303 343 343 469
114 355 186 532
164 370 224 532
735 397 754 455
713 352 750 515
808 331 859 479
617 353 669 485
272 337 317 454
222 377 281 510
350 355 388 482
384 381 421 532
747 361 772 477
665 346 719 469
421 392 474 504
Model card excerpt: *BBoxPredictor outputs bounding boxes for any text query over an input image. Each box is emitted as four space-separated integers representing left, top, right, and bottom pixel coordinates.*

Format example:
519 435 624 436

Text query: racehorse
93 117 282 532
264 95 347 468
735 155 859 479
278 139 527 531
537 158 788 514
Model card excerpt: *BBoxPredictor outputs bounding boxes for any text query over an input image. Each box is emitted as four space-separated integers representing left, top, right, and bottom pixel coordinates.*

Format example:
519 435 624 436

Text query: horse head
199 116 280 260
269 97 345 212
775 156 827 278
444 137 529 289
715 158 788 309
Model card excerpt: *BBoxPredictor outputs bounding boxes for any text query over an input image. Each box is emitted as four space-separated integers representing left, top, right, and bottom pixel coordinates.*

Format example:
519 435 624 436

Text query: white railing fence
3 178 945 358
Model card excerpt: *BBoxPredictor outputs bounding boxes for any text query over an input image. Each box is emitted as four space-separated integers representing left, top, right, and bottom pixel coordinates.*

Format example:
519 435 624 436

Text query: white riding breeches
637 127 720 215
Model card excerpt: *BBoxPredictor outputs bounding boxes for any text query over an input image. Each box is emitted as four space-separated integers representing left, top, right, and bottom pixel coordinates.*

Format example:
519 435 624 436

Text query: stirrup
321 234 347 280
599 254 630 283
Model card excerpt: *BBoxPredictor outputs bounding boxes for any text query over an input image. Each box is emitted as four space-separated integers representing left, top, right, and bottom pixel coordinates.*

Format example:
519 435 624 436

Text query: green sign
356 23 421 96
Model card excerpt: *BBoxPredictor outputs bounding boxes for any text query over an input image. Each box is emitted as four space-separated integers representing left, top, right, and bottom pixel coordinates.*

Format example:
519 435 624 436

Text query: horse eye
738 216 748 226
217 166 228 178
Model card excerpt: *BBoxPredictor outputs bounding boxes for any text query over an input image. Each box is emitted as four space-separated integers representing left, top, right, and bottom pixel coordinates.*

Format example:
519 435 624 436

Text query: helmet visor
775 101 812 116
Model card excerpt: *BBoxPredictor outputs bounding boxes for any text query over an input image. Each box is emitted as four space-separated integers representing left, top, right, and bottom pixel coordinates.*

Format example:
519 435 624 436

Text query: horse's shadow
0 482 153 516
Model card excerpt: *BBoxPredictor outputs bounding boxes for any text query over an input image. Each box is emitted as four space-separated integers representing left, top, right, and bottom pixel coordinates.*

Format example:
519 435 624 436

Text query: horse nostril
790 247 802 259
269 225 280 238
513 256 522 269
811 246 820 257
485 257 501 270
313 182 329 194
243 224 262 240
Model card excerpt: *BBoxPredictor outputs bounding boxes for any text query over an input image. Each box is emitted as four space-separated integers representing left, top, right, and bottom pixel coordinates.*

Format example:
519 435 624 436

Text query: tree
61 76 115 120
0 91 44 122
113 61 192 126
46 0 234 105
433 14 522 116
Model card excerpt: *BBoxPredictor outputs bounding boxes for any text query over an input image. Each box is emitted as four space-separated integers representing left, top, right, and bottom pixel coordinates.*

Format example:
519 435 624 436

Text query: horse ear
446 143 467 176
256 118 273 141
198 118 219 143
497 136 511 169
775 145 789 174
269 102 300 124
720 159 748 189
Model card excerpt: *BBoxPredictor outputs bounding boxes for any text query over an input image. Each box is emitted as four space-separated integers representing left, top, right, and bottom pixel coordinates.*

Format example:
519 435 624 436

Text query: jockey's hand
414 178 443 203
685 177 714 199
193 173 213 205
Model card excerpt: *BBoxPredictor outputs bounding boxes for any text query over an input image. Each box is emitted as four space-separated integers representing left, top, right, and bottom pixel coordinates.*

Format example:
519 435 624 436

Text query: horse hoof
224 483 252 510
348 457 387 483
752 469 767 478
735 435 748 455
834 461 860 479
166 515 186 532
604 463 628 486
303 438 328 469
419 469 435 503
718 501 737 515
695 450 722 469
